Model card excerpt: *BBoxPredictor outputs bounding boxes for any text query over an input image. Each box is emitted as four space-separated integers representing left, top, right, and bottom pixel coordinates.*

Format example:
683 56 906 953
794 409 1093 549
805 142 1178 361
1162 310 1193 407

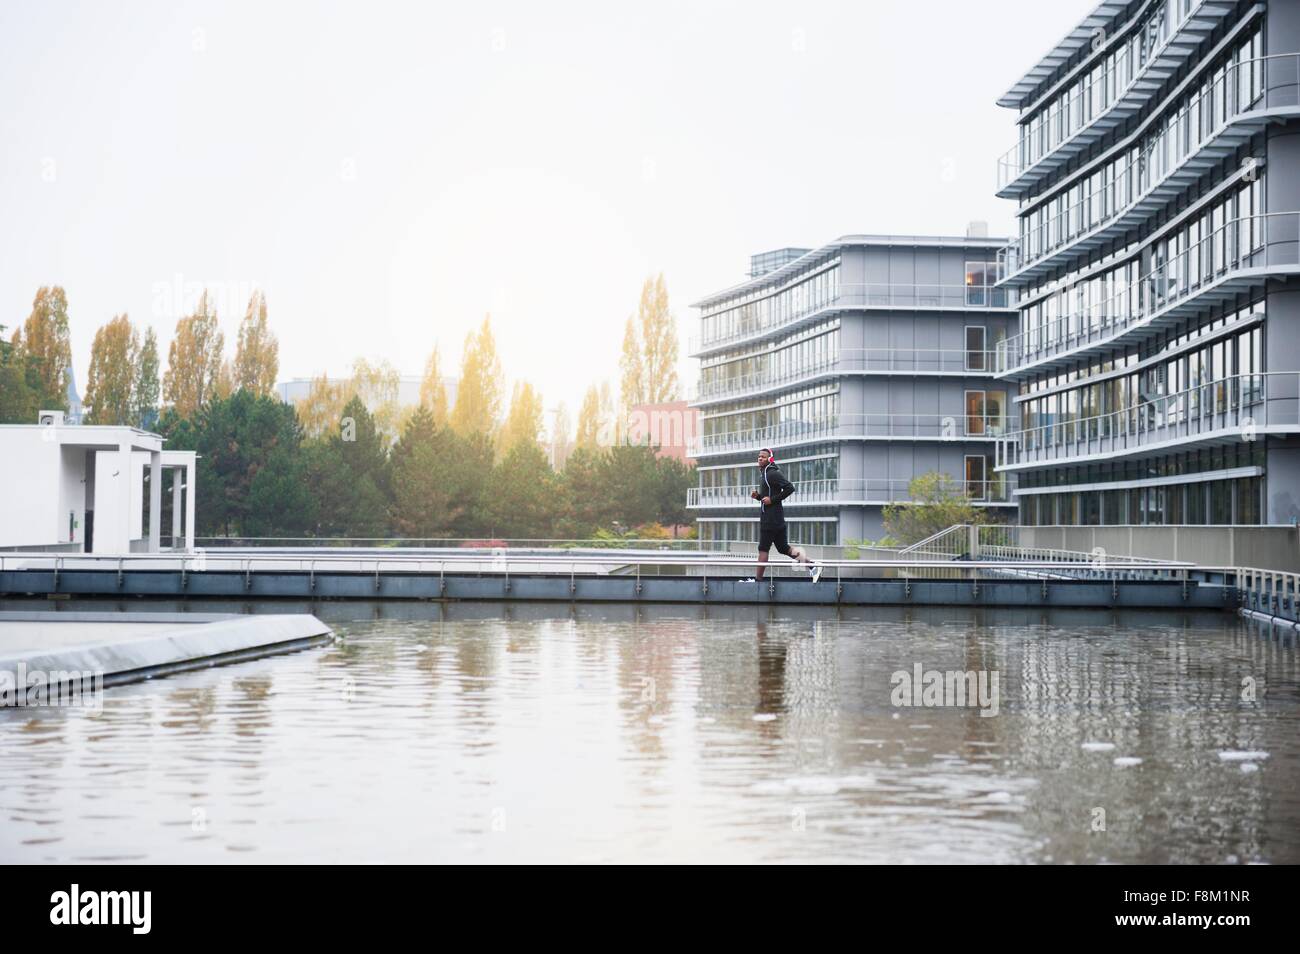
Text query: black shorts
758 525 793 555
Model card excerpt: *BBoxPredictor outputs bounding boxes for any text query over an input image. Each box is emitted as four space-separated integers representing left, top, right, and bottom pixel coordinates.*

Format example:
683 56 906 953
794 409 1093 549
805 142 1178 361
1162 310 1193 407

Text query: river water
2 602 1297 863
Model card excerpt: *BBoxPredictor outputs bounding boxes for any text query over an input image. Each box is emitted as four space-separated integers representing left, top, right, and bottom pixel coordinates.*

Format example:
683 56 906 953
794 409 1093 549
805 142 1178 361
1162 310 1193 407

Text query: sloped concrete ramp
0 611 332 693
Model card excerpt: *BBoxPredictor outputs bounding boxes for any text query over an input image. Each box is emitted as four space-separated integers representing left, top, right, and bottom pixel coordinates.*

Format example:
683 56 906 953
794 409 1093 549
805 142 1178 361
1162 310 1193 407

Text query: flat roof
997 0 1131 109
0 423 166 451
692 233 1009 308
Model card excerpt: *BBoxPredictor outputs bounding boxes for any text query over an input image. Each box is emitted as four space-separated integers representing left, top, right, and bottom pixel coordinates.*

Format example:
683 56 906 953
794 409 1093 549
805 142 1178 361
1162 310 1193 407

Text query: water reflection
0 604 1297 863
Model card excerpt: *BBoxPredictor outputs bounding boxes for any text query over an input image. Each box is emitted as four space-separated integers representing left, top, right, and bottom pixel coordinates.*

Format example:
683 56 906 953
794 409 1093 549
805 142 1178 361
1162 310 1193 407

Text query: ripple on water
0 611 1296 863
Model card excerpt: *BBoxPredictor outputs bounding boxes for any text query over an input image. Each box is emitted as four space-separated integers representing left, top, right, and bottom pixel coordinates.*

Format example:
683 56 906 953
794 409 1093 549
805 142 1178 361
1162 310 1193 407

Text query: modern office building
686 231 1018 546
993 0 1300 528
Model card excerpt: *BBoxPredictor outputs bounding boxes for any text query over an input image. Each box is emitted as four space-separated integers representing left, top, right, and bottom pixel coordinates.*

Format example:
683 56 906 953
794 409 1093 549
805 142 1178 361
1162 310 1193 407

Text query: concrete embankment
0 611 333 693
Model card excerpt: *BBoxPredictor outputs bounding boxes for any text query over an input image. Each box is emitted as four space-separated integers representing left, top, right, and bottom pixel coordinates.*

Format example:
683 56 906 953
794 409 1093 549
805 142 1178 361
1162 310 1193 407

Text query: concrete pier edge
0 612 334 696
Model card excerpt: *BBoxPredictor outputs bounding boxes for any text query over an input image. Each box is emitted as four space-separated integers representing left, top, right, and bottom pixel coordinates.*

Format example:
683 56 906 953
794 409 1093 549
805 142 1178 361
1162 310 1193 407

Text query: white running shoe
810 562 823 584
740 578 758 583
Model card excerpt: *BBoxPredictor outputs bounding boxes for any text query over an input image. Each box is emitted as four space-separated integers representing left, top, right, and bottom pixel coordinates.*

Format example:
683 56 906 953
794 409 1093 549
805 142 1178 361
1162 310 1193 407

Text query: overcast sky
0 0 1097 419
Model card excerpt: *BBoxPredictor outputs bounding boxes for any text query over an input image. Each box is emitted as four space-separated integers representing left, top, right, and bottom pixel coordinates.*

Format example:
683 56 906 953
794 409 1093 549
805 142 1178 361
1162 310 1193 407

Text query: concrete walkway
0 611 333 694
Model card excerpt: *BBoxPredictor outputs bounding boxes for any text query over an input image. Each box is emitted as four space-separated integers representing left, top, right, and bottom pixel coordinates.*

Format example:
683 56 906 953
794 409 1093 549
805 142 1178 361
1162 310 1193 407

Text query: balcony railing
689 347 1001 403
687 478 1013 507
998 53 1299 282
688 412 1013 456
996 0 1229 195
691 282 1012 356
996 372 1300 469
995 212 1297 376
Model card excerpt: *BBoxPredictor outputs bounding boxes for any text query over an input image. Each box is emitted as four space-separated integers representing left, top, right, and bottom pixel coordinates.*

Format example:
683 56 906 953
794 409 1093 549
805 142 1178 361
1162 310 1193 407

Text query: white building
0 411 196 554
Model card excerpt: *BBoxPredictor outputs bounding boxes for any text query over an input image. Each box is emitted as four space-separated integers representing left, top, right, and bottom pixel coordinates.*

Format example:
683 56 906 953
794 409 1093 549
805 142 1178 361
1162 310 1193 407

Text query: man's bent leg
757 527 774 579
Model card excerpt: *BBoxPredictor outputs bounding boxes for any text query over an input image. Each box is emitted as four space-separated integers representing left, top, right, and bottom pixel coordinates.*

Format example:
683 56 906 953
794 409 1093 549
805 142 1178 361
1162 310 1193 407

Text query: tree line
1 276 693 541
159 390 690 540
0 286 279 427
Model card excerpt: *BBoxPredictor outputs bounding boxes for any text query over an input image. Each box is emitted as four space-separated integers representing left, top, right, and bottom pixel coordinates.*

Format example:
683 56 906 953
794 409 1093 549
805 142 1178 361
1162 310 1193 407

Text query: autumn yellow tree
134 326 161 429
213 359 236 401
500 381 544 452
84 314 139 425
14 286 73 410
234 291 279 396
294 374 347 439
163 290 225 418
418 343 449 426
291 358 404 442
575 385 602 449
350 357 403 441
619 317 644 410
639 274 679 402
551 401 573 471
450 315 502 437
619 274 679 411
575 381 617 449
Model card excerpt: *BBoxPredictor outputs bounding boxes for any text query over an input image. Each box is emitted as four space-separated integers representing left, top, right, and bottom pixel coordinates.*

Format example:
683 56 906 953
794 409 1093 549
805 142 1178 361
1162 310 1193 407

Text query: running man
749 448 821 583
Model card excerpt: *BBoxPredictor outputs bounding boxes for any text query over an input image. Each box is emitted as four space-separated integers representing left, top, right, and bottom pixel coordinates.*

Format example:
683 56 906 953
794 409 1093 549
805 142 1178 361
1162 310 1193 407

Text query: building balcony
998 54 1300 287
690 282 1013 358
687 478 1015 508
994 372 1300 471
689 347 1000 406
687 413 1013 458
995 212 1300 378
996 0 1238 199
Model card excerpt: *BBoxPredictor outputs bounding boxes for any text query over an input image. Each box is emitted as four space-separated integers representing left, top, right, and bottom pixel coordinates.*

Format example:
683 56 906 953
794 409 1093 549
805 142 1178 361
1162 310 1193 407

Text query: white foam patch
1218 750 1270 762
749 775 875 796
1113 757 1143 767
752 713 777 722
1082 742 1116 752
1239 763 1260 774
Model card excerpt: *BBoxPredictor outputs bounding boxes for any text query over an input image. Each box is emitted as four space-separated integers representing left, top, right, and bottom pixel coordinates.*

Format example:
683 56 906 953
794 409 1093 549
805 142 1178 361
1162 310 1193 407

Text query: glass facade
698 449 838 492
1014 24 1264 269
700 384 839 441
698 321 839 396
699 518 839 547
1008 0 1204 180
1015 175 1265 357
698 261 840 348
998 4 1282 529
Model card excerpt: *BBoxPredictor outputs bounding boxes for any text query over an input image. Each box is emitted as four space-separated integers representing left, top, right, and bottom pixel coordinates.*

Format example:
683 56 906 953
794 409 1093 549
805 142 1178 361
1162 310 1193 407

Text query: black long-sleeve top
757 462 796 528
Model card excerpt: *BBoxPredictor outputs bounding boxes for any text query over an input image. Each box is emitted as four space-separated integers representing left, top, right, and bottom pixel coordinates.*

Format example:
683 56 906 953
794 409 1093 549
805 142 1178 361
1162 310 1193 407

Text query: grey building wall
690 237 1014 546
996 1 1300 532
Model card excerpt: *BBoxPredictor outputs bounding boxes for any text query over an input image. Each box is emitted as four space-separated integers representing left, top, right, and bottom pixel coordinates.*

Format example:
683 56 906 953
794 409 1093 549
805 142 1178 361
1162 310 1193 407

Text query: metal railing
690 347 1002 402
900 524 973 560
1237 566 1300 623
187 536 707 551
997 371 1300 468
686 478 1012 508
0 548 1203 587
8 542 1295 613
995 212 1295 375
894 522 1195 579
996 0 1227 192
691 282 1012 355
974 524 1186 569
689 412 1013 456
